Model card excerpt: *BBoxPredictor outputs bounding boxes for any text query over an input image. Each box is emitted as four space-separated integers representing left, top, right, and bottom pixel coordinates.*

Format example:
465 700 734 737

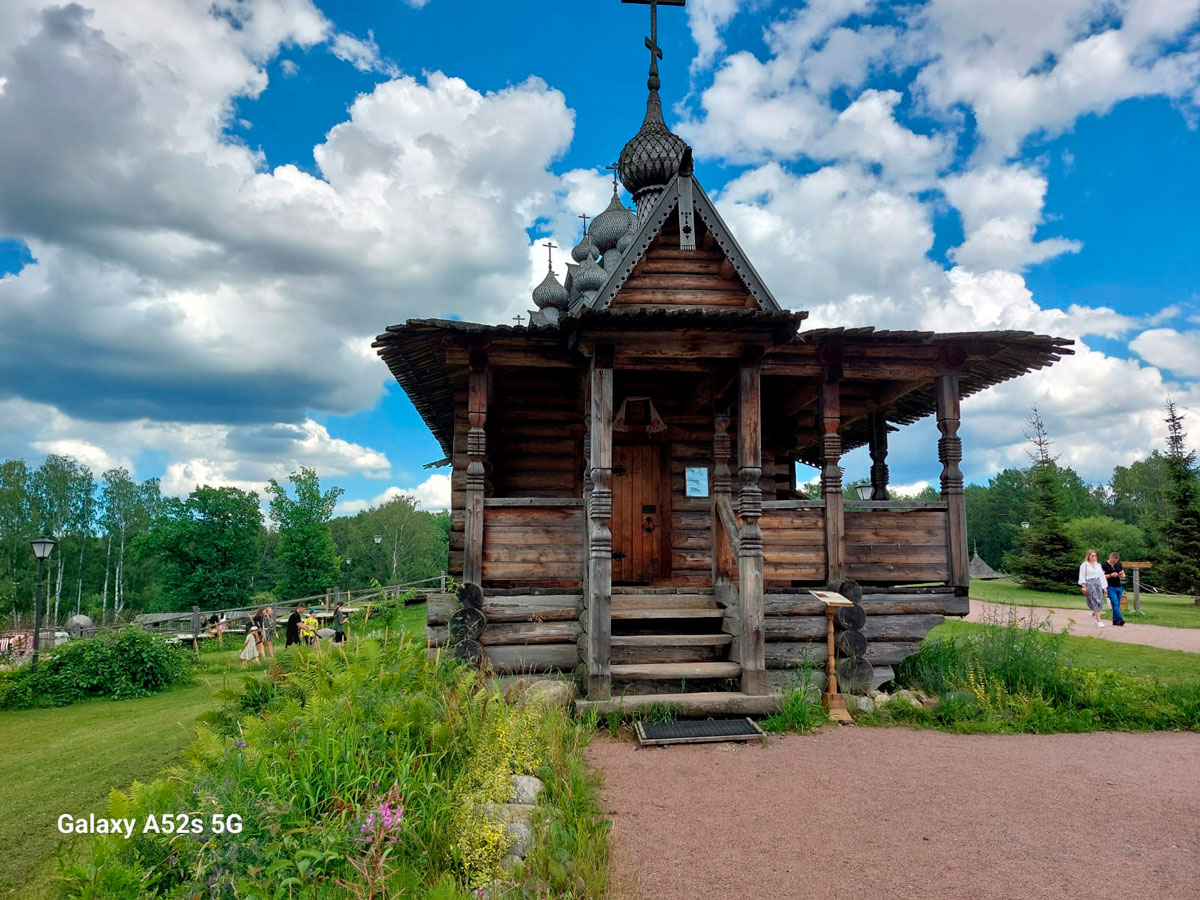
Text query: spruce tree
1159 399 1200 604
1006 408 1078 591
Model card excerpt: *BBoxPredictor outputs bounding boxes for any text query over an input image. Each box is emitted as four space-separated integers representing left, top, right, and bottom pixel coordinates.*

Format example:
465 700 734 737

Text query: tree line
971 402 1200 599
0 462 448 627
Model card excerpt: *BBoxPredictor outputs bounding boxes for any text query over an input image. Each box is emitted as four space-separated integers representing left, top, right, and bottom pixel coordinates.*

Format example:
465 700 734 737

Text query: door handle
612 550 626 560
643 516 655 533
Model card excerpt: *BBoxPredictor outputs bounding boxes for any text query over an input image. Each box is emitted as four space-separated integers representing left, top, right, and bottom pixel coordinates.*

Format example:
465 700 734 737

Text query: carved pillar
711 411 736 608
868 411 890 501
820 375 845 586
586 347 614 699
464 349 488 588
582 415 592 598
936 373 969 589
737 358 767 695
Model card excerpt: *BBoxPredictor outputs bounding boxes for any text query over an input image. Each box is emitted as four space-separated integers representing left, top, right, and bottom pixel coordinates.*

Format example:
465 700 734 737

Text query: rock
523 679 575 710
920 697 940 710
502 677 532 702
510 774 545 805
506 820 533 858
892 689 922 708
504 803 534 825
500 854 524 871
847 695 875 714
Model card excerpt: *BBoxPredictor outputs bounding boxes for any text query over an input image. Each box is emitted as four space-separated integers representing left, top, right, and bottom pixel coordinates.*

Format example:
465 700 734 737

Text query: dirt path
967 599 1200 653
592 728 1200 900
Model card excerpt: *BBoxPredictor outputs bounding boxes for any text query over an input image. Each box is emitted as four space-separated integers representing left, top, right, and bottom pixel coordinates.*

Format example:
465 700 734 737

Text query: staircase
575 588 779 715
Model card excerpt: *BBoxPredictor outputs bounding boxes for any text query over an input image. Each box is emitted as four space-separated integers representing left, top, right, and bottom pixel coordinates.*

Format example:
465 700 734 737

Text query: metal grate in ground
635 717 766 747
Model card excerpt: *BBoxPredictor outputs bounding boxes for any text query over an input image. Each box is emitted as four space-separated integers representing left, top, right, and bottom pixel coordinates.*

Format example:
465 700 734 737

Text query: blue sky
2 0 1200 511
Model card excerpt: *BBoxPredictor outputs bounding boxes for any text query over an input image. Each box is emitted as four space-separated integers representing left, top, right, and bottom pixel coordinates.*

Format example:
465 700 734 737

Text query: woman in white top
1078 549 1108 628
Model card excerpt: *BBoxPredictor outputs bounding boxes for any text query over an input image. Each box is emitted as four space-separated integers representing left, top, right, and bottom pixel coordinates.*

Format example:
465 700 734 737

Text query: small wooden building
375 10 1071 712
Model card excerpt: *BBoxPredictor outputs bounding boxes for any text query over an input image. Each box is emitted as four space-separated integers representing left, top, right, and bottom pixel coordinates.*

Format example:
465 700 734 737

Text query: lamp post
30 537 57 673
373 534 382 582
342 557 352 599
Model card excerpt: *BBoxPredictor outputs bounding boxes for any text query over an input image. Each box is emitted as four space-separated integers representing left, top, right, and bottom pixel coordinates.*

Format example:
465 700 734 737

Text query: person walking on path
332 601 347 644
1079 549 1108 628
1102 552 1127 626
285 604 304 648
302 608 319 646
240 626 261 666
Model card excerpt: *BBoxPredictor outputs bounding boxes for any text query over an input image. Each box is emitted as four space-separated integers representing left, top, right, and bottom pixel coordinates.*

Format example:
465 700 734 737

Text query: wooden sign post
1123 562 1152 615
810 590 854 723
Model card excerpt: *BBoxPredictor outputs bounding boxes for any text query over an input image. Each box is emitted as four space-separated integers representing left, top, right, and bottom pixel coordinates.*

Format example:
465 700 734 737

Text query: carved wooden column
737 357 767 695
820 371 845 586
463 349 488 587
936 373 969 589
868 411 890 501
586 346 614 699
711 411 736 608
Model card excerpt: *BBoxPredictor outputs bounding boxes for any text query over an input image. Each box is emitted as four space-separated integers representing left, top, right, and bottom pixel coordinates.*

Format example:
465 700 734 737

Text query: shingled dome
618 88 689 207
532 269 569 310
590 186 637 253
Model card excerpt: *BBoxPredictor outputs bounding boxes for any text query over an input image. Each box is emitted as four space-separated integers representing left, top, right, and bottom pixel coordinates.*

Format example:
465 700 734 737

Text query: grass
971 577 1200 629
0 603 430 900
0 670 235 899
863 612 1200 734
930 619 1200 684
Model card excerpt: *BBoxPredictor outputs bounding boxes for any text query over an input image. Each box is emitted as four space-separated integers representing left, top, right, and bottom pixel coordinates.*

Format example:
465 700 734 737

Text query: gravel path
592 728 1200 900
968 599 1200 653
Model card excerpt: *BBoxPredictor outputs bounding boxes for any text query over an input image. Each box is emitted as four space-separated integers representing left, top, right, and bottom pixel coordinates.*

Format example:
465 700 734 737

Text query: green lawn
971 577 1200 629
930 619 1200 685
0 603 429 899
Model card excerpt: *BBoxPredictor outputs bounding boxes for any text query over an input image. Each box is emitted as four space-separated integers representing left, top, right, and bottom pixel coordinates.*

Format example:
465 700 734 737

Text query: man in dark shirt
285 605 304 646
1102 553 1126 626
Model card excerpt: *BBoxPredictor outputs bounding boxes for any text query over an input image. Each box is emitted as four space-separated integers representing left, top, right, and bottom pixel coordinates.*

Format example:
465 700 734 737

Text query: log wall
761 502 826 587
482 504 584 589
844 507 950 584
427 592 582 674
763 587 967 671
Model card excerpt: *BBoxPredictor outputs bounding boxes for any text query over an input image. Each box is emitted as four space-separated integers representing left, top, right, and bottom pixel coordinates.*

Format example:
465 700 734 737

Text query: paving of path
967 598 1200 653
591 728 1200 900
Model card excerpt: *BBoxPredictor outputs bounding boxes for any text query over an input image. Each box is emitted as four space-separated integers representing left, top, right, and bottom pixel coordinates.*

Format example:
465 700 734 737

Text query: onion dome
601 248 623 271
590 186 637 253
616 216 638 254
618 85 689 210
532 269 569 310
571 224 599 263
573 254 606 293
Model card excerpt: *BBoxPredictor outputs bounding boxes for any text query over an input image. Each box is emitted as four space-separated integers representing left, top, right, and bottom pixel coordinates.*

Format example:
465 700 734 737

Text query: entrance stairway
574 588 779 716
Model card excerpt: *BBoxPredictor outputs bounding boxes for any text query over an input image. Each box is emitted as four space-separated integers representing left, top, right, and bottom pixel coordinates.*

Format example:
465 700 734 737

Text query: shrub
57 634 609 899
0 629 191 709
880 611 1200 733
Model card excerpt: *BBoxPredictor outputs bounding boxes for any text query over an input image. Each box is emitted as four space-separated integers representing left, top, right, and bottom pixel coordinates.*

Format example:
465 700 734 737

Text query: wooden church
375 0 1071 713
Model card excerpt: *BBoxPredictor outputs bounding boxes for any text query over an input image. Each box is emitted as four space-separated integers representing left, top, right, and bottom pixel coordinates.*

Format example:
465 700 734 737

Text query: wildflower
233 739 247 749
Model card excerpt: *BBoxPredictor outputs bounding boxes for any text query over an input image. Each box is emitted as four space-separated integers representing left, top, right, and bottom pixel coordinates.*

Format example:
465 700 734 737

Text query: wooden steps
611 662 741 681
575 691 781 717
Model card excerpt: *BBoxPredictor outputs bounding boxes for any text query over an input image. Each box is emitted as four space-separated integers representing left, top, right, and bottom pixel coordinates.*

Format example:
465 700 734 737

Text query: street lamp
30 537 57 673
1020 521 1030 530
855 484 874 501
373 533 383 583
342 557 352 596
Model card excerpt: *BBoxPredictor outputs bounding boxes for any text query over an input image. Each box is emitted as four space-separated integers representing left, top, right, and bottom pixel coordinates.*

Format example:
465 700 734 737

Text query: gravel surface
968 599 1200 653
591 728 1200 900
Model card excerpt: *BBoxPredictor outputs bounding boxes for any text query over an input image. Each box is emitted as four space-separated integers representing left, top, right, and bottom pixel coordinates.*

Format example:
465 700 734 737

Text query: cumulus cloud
1130 328 1200 377
329 29 398 76
335 474 451 515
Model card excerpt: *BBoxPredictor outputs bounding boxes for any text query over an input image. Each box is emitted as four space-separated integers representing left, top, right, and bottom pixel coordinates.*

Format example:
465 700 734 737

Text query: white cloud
280 58 299 76
335 473 451 515
329 29 398 76
1130 328 1200 377
688 0 742 72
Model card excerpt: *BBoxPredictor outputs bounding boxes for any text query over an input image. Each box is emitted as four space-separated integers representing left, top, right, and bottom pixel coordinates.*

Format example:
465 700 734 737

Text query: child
302 609 319 646
241 626 261 665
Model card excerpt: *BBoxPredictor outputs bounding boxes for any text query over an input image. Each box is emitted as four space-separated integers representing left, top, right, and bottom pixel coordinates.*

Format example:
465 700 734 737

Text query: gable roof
581 171 782 313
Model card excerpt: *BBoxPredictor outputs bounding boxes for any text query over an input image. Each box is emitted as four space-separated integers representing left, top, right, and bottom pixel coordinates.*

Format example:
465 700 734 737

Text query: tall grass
875 609 1200 733
54 635 609 899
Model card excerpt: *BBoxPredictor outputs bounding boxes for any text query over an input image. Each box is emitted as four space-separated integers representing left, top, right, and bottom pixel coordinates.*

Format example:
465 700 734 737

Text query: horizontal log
859 593 969 615
765 617 825 641
763 549 827 564
483 643 579 674
573 691 781 717
482 545 583 563
766 642 826 668
484 507 584 525
861 613 944 642
836 629 868 658
484 497 584 507
764 595 824 616
623 274 746 292
635 258 725 275
844 501 948 510
428 625 447 647
846 563 950 582
833 605 866 630
863 641 923 665
480 621 581 646
482 562 583 582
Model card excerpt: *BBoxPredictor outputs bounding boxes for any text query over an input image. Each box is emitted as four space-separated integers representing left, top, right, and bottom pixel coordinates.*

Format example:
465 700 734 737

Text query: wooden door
612 444 662 583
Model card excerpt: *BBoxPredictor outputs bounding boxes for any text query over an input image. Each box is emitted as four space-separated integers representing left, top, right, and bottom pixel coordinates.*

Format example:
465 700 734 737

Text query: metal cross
578 212 590 234
542 240 557 272
622 0 686 77
513 313 525 326
605 162 619 190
